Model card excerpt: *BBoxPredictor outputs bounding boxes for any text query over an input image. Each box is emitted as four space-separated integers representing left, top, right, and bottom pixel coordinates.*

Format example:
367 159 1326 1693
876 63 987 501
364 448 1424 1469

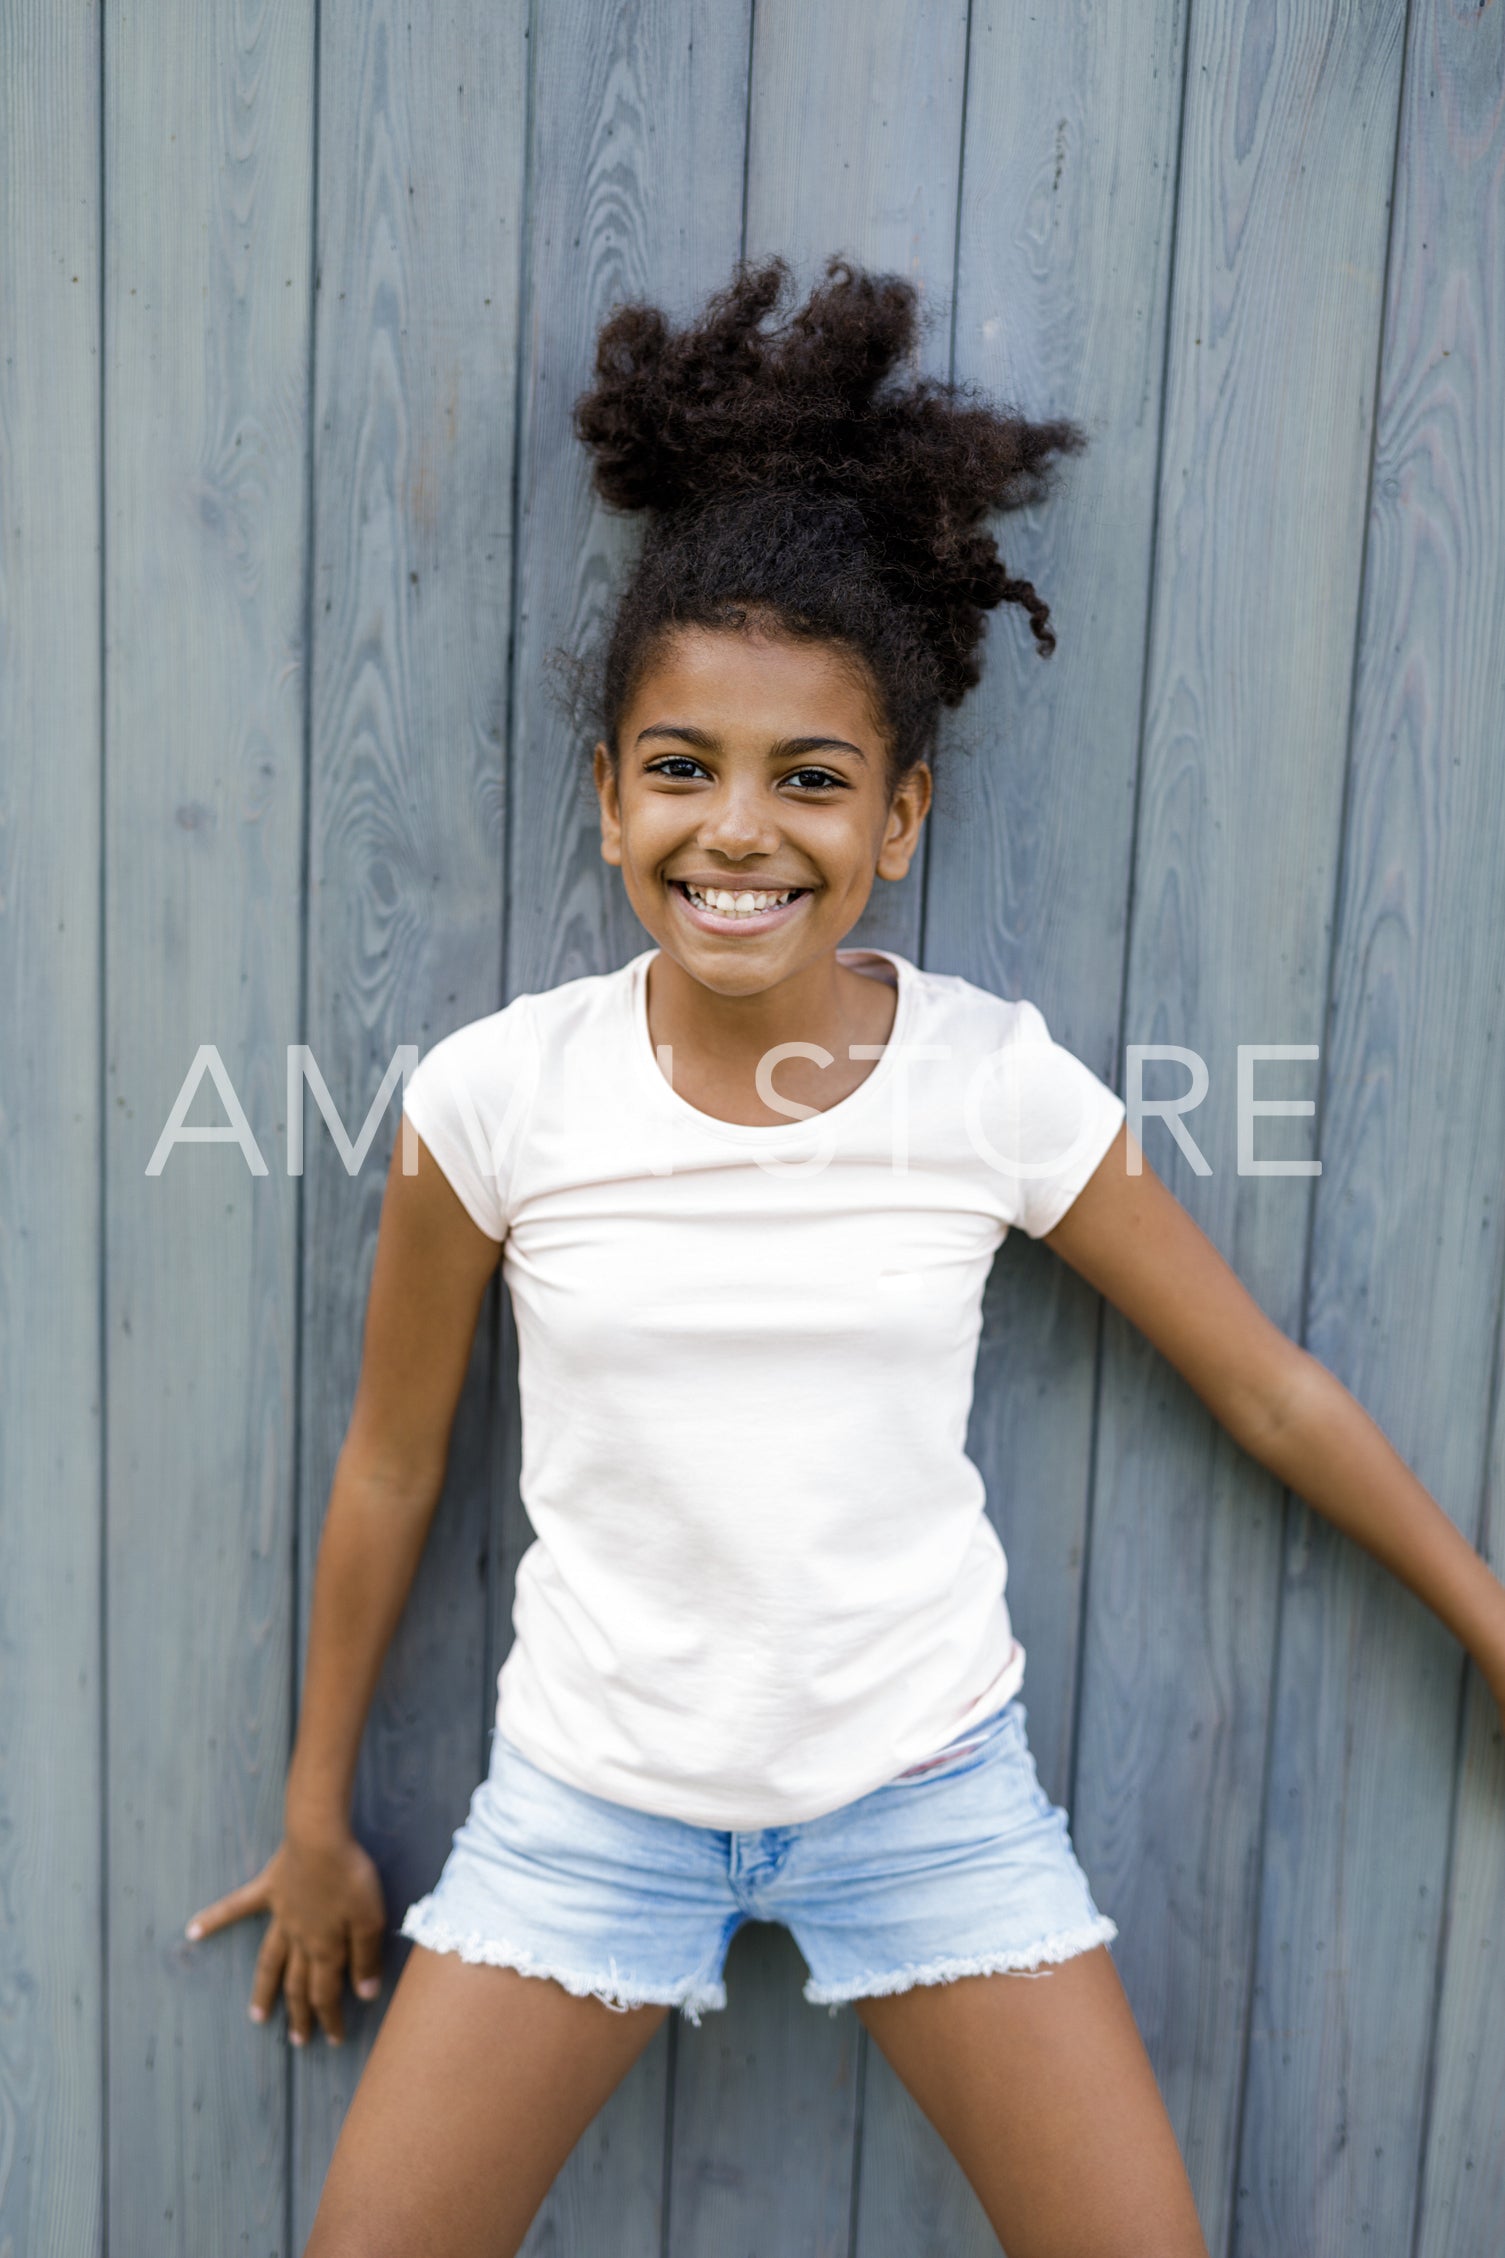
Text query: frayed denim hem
803 1913 1118 2013
399 1898 728 2026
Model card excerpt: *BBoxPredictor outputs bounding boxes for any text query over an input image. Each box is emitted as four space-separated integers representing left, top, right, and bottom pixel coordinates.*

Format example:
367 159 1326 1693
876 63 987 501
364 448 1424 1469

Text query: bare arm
187 1122 503 2042
285 1126 504 1832
1044 1123 1505 1709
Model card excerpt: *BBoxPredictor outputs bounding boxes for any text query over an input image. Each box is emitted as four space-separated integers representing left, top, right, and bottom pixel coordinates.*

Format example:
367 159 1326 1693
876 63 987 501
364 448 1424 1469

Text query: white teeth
682 884 799 917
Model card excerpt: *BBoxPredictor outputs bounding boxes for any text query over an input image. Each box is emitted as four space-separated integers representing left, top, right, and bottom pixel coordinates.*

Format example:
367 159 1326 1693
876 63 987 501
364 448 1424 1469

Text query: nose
695 777 781 863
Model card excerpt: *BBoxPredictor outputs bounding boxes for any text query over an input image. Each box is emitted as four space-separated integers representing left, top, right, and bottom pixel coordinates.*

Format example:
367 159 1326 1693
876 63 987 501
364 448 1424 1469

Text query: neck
645 945 893 1068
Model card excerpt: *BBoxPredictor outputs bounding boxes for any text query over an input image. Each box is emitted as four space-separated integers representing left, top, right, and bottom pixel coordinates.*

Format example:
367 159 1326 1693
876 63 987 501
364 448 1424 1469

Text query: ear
875 761 932 882
593 742 623 867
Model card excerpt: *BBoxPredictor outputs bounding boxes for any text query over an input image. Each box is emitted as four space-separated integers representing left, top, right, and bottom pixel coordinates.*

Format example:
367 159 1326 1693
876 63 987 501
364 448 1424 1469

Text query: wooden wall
2 2 1503 2251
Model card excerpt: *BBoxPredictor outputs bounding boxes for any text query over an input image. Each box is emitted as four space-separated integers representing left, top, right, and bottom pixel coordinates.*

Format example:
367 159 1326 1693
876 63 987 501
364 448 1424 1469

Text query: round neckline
627 946 915 1142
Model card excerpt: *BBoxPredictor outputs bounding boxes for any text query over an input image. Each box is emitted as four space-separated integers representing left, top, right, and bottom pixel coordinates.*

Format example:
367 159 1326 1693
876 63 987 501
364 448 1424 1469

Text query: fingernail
356 1978 380 1999
185 1922 203 1941
248 2006 265 2023
289 2031 305 2047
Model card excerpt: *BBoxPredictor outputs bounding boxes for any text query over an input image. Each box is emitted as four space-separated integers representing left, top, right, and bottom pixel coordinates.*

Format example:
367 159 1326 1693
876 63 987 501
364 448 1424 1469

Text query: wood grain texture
499 9 752 2246
101 4 313 2249
926 0 1188 1823
4 0 1501 2245
502 0 754 1002
0 8 103 2254
669 1925 860 2258
289 3 529 2239
1067 3 1407 2244
742 0 970 965
1419 1309 1505 2257
1237 2 1505 2247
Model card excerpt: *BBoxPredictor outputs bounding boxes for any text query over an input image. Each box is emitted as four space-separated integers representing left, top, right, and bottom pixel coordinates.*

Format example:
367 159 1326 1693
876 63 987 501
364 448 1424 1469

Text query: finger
308 1953 346 2047
185 1871 271 1942
284 1946 312 2048
348 1919 385 2002
249 1920 290 2026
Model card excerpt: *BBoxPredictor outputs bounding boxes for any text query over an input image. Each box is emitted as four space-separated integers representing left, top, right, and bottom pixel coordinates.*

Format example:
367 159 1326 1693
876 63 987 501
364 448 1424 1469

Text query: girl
188 261 1505 2258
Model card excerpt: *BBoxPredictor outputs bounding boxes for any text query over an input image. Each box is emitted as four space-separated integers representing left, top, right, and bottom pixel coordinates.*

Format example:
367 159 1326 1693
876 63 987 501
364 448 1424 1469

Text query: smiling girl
188 261 1505 2258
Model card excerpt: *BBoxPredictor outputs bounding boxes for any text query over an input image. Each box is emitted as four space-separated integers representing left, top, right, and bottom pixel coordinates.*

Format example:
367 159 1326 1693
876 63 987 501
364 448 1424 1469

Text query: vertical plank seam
96 0 111 2242
1407 1165 1505 2258
1223 6 1416 2248
1409 1044 1505 2248
487 0 539 1772
738 0 756 267
1406 0 1505 2200
501 0 540 990
915 0 974 967
287 0 324 2242
1066 0 1195 1821
944 0 973 387
1409 1581 1486 2258
658 2013 679 2258
844 2010 869 2258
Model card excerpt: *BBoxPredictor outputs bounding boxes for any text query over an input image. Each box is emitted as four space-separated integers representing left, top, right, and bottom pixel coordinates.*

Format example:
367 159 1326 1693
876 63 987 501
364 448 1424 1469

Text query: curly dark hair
573 256 1084 785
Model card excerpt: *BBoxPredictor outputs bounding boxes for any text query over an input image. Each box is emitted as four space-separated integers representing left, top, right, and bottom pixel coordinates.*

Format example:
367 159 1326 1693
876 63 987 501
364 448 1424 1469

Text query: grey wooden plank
498 7 753 2248
1065 4 1408 2247
743 0 971 963
1418 1326 1505 2255
859 7 1189 2245
102 4 313 2250
288 3 530 2238
1237 0 1505 2245
670 1926 860 2257
0 8 103 2254
502 0 755 1002
692 10 974 2247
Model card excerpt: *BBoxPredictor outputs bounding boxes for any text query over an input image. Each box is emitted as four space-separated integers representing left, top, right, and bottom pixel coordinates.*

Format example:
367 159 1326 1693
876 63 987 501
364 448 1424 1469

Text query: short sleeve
401 995 541 1242
966 999 1126 1238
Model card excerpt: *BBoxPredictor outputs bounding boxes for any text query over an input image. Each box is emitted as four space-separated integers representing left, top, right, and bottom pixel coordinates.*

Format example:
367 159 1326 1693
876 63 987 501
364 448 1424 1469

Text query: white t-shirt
401 946 1125 1828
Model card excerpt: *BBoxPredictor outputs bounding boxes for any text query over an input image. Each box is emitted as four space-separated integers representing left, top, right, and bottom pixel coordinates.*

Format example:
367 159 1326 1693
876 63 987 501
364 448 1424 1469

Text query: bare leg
304 1943 669 2258
855 1946 1208 2258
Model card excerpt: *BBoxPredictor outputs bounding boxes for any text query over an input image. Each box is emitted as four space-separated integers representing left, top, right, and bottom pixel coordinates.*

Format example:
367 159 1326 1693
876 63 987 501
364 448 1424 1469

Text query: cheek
615 799 689 880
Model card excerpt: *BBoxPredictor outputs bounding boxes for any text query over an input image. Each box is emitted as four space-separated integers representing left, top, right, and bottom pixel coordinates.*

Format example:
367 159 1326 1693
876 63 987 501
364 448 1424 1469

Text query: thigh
305 1943 668 2258
856 1947 1208 2258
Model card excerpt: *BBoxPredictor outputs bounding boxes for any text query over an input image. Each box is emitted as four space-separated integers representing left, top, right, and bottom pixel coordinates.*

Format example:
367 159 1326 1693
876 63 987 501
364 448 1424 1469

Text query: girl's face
593 626 931 998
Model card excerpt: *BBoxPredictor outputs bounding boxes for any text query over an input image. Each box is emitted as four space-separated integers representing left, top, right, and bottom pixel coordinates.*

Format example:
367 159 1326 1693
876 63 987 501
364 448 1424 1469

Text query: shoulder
410 956 638 1090
894 960 1125 1238
896 957 1059 1054
400 965 638 1242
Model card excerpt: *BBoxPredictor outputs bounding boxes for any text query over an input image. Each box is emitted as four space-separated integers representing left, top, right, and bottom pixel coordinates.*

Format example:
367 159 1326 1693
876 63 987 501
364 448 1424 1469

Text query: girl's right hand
186 1827 387 2046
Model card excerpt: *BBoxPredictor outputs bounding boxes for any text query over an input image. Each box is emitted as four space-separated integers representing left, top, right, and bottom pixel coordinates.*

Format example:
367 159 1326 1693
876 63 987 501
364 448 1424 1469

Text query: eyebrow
635 723 868 764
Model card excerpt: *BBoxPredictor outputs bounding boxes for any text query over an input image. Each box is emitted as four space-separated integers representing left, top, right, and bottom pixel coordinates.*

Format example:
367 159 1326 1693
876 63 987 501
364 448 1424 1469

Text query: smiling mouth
671 880 810 920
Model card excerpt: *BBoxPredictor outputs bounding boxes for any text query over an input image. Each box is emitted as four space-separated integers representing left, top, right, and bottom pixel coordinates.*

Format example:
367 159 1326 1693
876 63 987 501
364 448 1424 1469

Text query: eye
783 766 848 791
644 754 711 781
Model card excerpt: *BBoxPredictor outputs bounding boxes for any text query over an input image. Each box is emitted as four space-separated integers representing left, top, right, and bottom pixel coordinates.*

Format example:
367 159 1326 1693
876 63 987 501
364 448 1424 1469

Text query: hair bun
576 259 938 518
579 259 1084 771
577 259 1081 668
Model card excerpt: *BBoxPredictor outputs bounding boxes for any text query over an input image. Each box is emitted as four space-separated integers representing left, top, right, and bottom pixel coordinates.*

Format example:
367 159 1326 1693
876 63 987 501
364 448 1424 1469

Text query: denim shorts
399 1698 1116 2023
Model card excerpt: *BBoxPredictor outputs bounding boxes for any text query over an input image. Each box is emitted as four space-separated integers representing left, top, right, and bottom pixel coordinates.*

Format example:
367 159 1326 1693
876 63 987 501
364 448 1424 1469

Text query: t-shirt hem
493 1642 1029 1831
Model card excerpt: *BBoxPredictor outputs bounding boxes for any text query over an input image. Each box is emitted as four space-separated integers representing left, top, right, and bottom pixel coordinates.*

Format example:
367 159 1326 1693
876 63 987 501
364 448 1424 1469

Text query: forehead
624 626 884 746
